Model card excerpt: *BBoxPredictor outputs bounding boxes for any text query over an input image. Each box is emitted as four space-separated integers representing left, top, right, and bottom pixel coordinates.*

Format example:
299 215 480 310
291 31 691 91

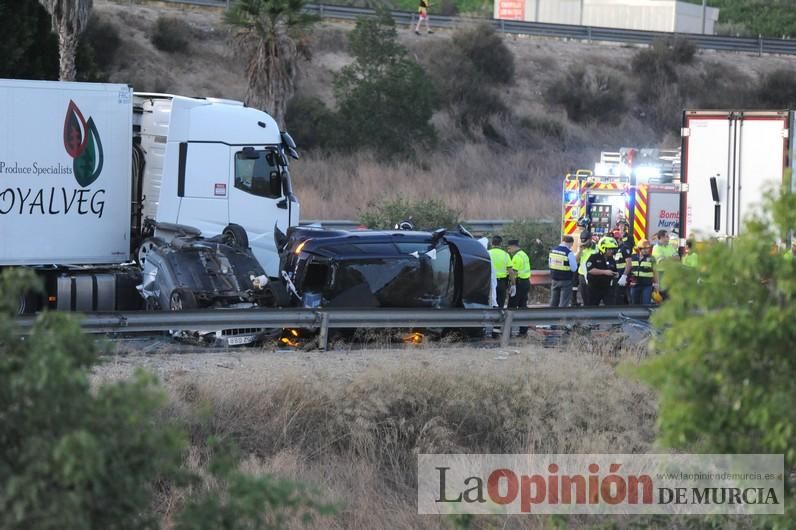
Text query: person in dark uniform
612 228 633 305
586 236 619 306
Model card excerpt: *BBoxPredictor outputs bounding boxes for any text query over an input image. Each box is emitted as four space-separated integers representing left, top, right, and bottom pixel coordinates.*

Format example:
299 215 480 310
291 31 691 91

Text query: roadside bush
359 195 460 230
426 24 514 130
285 96 336 151
685 61 757 109
757 68 796 108
632 37 696 77
451 23 514 85
151 16 191 53
82 14 121 70
498 218 560 270
0 269 332 527
545 66 627 124
334 12 438 157
636 188 796 526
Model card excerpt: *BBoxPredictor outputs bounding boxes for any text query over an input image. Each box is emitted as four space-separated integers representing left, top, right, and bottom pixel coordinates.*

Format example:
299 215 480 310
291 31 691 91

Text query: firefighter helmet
598 236 619 253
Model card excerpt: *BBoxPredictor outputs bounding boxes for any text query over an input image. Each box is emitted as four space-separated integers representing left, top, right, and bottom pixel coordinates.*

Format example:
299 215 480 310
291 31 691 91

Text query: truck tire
222 223 249 249
169 288 198 311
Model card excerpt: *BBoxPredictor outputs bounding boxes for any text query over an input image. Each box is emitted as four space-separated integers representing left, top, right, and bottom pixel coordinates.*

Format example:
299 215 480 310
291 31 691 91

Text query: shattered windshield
327 244 455 307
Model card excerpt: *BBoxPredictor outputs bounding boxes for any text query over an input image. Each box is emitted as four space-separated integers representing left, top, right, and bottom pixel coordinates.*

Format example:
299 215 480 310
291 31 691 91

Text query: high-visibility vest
511 250 531 280
488 248 511 279
549 245 572 281
631 254 655 285
578 247 596 276
683 253 699 268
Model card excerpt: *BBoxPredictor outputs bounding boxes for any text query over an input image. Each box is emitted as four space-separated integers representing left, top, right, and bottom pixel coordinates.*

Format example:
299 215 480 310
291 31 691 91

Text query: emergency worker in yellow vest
576 231 597 306
548 235 577 307
507 239 532 334
488 235 511 308
626 239 656 305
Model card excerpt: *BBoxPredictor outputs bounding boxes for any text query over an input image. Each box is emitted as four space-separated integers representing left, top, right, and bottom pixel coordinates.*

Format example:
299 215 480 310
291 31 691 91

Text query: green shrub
426 24 514 129
359 195 460 230
0 269 332 527
285 96 336 151
0 0 58 79
451 23 514 85
757 68 796 109
151 16 191 53
335 12 438 157
498 219 560 270
635 187 796 525
82 14 121 71
545 66 627 124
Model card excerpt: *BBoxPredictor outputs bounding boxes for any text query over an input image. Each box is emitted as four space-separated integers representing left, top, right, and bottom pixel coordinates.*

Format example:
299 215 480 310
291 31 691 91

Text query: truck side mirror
281 131 300 160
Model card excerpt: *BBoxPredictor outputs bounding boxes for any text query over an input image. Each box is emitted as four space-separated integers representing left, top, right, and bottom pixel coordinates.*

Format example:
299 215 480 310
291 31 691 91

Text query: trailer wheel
222 223 249 249
136 238 161 267
169 288 198 311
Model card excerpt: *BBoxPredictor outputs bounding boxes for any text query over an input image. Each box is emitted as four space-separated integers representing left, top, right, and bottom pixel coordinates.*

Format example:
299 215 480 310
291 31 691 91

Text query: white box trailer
681 110 789 241
0 80 133 265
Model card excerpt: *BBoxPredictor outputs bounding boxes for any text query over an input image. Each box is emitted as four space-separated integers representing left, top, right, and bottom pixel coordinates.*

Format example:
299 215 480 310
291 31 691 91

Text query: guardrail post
320 4 324 17
500 312 513 347
318 312 330 350
759 34 763 56
587 26 592 42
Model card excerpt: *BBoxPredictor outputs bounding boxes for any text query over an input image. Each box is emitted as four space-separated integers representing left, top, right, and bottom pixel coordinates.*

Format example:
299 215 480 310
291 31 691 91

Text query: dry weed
157 351 657 528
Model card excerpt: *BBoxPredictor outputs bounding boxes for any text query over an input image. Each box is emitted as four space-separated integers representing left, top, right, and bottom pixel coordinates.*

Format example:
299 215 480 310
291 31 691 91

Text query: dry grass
292 146 568 220
149 348 657 529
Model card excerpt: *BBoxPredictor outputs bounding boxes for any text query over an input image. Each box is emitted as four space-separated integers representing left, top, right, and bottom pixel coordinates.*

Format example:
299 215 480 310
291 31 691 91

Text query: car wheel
169 288 198 311
259 282 291 308
136 238 161 267
222 223 249 249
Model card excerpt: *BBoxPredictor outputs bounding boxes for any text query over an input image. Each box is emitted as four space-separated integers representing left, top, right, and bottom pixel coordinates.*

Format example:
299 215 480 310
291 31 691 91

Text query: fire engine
561 148 683 246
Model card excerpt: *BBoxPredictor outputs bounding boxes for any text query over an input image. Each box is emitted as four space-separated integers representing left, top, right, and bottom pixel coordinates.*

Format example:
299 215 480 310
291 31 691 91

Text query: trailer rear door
682 111 787 240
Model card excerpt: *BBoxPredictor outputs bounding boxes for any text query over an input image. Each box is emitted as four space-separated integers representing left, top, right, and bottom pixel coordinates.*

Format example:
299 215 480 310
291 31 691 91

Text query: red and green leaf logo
63 100 104 187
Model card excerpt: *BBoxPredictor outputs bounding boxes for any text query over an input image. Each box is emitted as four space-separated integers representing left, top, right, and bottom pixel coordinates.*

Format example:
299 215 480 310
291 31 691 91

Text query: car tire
136 237 162 268
260 281 291 308
222 223 249 249
169 288 198 311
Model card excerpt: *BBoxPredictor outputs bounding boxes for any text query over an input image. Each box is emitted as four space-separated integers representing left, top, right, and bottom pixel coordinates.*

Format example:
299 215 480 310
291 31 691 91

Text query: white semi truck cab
134 93 299 277
0 79 299 312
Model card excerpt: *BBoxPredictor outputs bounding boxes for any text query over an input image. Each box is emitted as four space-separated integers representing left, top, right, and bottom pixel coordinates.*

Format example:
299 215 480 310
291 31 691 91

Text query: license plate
226 335 255 346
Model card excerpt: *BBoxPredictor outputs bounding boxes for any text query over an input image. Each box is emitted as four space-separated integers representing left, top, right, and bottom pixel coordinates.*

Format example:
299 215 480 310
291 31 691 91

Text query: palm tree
225 0 316 127
38 0 93 81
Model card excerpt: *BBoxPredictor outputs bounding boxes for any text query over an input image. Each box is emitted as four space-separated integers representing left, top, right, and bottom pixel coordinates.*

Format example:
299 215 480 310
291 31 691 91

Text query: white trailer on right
680 110 790 242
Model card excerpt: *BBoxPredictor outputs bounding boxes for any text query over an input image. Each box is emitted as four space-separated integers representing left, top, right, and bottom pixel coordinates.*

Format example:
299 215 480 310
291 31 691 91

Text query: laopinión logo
63 100 104 187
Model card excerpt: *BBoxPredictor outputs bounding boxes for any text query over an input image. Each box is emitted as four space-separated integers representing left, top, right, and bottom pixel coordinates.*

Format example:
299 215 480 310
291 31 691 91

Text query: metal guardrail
13 306 652 348
299 219 553 233
155 0 796 56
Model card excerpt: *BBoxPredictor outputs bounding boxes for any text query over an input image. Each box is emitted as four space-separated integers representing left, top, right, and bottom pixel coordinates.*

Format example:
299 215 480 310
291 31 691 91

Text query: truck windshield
234 149 285 199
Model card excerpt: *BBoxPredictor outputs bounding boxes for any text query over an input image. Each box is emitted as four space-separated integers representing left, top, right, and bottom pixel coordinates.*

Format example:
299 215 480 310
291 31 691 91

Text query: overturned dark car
270 227 492 309
137 223 268 311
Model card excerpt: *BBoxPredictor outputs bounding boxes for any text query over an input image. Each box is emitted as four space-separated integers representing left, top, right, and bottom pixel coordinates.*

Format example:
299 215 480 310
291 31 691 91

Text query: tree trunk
58 26 78 81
